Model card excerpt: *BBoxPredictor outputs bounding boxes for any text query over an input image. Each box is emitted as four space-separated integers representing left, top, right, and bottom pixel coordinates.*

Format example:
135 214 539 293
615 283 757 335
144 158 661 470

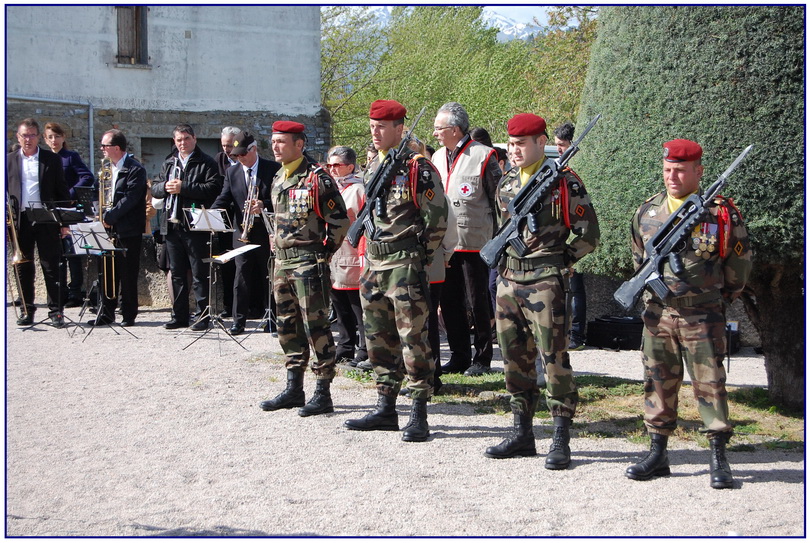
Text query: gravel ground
5 304 805 538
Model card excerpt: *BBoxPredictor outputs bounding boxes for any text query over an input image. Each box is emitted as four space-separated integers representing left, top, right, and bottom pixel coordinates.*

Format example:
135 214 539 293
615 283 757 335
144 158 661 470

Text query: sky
484 5 550 26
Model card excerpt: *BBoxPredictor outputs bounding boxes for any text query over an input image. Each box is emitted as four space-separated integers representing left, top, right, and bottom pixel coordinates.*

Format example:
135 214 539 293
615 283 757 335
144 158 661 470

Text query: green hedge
574 6 804 277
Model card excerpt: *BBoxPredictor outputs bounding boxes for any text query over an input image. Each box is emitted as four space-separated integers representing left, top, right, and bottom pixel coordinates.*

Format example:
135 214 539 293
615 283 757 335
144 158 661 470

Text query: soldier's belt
275 246 325 261
365 237 419 256
504 255 565 271
660 291 722 308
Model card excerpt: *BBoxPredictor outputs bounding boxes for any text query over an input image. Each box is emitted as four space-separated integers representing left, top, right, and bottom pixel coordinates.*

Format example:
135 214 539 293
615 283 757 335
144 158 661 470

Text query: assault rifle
613 144 754 311
479 113 602 269
346 106 427 248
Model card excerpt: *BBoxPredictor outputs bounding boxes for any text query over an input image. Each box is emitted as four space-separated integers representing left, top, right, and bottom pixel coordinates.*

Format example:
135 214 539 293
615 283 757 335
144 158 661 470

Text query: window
116 6 148 65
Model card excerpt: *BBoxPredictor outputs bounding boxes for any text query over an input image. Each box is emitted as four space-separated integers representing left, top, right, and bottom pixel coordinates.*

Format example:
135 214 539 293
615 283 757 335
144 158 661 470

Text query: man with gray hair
214 126 242 319
431 102 502 376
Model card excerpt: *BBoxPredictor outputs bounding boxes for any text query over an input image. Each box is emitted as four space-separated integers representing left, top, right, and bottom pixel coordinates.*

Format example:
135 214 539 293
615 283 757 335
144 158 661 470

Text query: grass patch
422 372 804 450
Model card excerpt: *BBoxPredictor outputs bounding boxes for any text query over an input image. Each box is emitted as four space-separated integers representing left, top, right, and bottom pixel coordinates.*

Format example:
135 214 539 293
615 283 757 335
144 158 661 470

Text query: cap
272 121 306 134
369 100 407 121
507 113 547 137
230 132 256 156
663 139 703 162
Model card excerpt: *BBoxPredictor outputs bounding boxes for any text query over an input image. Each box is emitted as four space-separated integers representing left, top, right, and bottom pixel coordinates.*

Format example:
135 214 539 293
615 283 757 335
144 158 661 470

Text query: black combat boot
626 433 671 480
402 398 430 442
544 416 572 470
344 393 399 431
298 379 334 417
484 408 536 459
709 433 734 489
259 369 305 411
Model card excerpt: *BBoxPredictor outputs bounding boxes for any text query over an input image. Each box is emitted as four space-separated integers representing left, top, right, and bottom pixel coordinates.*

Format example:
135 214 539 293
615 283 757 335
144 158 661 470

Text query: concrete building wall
6 5 330 181
6 5 321 115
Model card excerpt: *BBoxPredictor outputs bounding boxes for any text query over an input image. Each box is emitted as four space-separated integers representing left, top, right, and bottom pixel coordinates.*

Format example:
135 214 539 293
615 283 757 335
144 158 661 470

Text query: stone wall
12 245 760 347
6 100 333 179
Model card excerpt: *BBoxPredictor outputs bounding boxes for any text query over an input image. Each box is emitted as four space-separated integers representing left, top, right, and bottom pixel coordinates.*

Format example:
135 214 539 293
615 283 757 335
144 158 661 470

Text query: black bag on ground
585 316 643 351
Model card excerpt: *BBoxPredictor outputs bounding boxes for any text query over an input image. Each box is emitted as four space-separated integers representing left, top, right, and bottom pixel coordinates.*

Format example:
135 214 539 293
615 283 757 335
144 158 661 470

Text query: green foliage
321 6 598 153
728 387 804 418
574 6 805 277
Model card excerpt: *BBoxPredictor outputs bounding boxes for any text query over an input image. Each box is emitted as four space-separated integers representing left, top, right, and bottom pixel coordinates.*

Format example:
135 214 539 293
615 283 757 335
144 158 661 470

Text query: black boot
344 393 399 431
298 380 334 417
544 416 572 470
260 369 305 411
709 433 734 489
402 398 430 442
626 433 671 480
484 409 536 459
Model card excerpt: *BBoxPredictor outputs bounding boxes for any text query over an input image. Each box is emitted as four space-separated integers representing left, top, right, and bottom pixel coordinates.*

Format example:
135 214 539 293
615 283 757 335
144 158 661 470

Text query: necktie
246 167 253 188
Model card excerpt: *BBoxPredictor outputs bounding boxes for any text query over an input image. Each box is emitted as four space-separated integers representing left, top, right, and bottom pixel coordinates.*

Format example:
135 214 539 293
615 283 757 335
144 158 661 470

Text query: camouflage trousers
359 262 434 400
641 300 731 437
273 259 336 380
495 271 577 417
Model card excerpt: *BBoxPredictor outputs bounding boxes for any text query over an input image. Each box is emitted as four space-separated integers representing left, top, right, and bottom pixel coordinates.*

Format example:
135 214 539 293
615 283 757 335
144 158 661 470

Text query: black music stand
21 202 84 333
70 221 137 342
240 209 277 344
179 207 246 353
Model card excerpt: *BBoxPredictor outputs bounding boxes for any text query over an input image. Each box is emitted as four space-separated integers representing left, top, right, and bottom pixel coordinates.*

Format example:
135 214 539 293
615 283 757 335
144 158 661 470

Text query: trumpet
97 157 117 301
166 157 183 224
238 175 259 243
6 195 29 320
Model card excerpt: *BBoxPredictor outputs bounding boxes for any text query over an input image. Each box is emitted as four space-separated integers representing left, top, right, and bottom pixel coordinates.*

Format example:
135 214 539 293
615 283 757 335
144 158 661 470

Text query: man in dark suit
212 132 280 335
93 129 147 326
150 124 223 331
6 118 70 327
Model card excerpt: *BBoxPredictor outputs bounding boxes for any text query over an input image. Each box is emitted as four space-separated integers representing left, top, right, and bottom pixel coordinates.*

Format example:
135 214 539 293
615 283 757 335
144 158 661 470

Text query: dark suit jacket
57 148 95 198
213 157 280 246
103 155 148 239
6 147 70 225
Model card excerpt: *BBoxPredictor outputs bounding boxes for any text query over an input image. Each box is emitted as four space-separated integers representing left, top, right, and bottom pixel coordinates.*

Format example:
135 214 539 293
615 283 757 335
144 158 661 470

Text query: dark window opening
116 6 148 65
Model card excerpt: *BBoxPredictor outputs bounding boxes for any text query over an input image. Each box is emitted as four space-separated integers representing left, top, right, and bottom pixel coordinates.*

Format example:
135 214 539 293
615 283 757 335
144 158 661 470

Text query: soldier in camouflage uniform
625 139 752 489
343 100 448 442
483 114 599 470
259 121 349 417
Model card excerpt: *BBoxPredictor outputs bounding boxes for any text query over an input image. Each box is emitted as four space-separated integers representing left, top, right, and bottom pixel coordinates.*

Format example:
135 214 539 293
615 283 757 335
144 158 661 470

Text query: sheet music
212 244 260 263
188 208 231 232
71 221 117 252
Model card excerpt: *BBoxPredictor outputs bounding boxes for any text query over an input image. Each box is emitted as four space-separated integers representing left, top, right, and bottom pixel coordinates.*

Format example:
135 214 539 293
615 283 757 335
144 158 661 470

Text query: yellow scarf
519 159 543 188
666 191 698 213
282 156 304 179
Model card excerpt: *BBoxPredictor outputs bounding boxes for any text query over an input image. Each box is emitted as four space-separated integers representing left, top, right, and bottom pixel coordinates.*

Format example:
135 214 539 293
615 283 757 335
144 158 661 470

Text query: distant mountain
481 9 543 42
342 6 541 42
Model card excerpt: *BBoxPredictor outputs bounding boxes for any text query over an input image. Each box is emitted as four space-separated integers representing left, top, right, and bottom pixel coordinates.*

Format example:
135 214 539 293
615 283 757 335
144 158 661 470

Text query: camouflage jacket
630 191 752 304
362 149 448 271
495 166 600 281
271 159 349 268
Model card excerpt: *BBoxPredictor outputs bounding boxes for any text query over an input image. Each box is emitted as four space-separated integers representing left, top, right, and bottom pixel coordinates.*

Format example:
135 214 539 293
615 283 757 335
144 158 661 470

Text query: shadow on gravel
129 523 307 536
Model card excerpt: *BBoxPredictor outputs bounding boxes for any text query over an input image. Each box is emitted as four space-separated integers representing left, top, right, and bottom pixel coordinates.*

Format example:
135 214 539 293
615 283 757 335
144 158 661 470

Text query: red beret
369 100 407 121
663 139 702 162
272 121 305 134
507 113 547 137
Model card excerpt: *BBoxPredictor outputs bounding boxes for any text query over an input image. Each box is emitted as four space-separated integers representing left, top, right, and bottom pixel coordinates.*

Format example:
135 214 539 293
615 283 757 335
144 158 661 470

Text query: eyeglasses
17 133 38 139
326 163 349 169
100 143 114 147
433 126 453 132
